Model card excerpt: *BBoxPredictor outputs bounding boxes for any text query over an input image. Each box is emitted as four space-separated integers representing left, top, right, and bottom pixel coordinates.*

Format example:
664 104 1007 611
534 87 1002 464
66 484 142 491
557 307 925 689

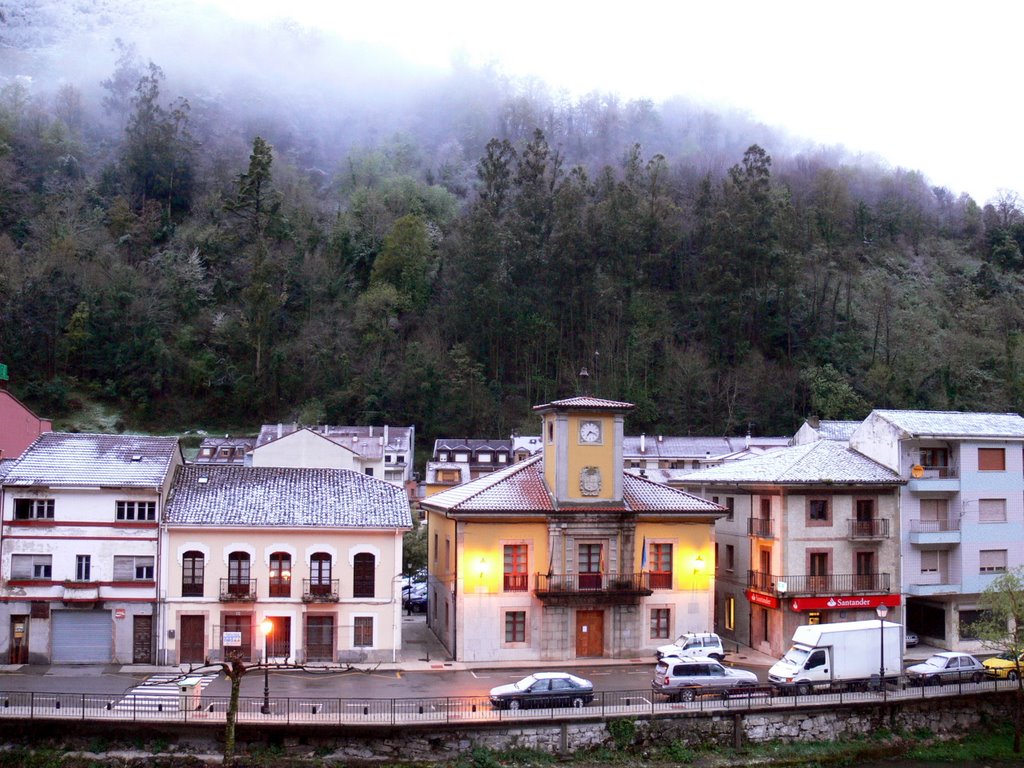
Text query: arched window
227 552 251 597
182 551 204 597
269 552 292 597
310 553 333 596
353 553 375 598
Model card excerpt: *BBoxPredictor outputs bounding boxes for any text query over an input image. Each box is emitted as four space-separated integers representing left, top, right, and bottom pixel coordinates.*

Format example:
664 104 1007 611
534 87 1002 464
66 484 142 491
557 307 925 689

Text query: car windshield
922 655 948 668
513 676 538 691
781 647 809 667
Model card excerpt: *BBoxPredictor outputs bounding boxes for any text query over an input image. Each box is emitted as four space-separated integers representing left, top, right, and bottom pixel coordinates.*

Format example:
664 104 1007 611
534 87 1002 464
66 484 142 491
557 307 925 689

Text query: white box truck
768 620 902 694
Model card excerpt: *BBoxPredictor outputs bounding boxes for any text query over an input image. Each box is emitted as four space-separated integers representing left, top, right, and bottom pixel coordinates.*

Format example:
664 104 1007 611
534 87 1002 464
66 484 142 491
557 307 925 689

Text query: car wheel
1008 671 1019 681
709 653 724 661
679 688 695 702
927 676 940 687
509 699 521 711
571 697 585 709
795 683 811 697
971 672 983 683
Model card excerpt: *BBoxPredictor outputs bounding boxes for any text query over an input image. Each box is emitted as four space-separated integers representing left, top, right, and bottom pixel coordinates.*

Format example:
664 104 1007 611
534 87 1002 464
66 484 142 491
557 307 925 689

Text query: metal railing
747 517 774 538
302 579 340 602
848 518 890 539
219 579 257 601
534 572 651 594
0 674 1012 726
747 571 890 595
910 464 958 479
908 516 960 532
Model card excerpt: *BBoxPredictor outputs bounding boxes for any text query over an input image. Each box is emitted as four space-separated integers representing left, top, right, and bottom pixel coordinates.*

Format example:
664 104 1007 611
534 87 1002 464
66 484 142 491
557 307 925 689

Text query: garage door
52 611 112 663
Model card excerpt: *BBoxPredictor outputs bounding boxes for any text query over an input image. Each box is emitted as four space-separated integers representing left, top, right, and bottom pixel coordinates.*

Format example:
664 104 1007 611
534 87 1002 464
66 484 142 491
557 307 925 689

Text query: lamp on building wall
478 557 487 582
692 554 705 574
260 618 273 714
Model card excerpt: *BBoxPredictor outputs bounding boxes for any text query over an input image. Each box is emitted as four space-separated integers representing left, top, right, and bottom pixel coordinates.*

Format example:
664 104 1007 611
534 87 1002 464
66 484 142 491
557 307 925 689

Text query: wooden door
268 616 291 659
575 610 604 657
9 616 27 664
132 615 153 664
180 615 205 664
305 615 334 662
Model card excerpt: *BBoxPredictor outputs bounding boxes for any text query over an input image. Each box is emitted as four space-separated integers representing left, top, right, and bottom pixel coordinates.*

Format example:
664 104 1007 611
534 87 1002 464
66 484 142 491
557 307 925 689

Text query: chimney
384 425 389 446
369 426 374 437
657 434 663 443
277 423 283 439
640 433 646 453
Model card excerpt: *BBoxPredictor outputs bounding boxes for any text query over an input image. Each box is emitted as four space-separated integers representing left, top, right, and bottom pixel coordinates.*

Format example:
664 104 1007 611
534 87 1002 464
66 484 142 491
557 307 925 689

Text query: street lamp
260 618 273 714
875 604 889 690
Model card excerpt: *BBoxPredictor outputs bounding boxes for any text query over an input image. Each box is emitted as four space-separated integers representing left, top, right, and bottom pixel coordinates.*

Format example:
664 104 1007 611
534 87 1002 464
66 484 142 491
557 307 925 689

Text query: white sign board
223 631 242 647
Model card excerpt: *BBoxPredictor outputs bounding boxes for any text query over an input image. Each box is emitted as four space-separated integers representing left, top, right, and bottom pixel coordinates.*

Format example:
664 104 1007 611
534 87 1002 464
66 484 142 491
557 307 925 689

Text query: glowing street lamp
875 604 888 691
260 618 274 714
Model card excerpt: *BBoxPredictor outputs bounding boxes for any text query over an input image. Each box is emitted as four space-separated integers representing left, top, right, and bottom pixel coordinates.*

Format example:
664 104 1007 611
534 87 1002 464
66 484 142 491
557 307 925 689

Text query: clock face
579 421 601 443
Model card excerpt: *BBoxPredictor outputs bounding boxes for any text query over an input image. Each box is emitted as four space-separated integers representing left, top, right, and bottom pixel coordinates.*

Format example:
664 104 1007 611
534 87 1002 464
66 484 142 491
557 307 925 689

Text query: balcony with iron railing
503 573 529 592
907 464 960 493
747 517 774 538
908 515 961 546
302 579 340 602
848 518 890 539
219 578 257 602
534 572 653 605
747 570 890 596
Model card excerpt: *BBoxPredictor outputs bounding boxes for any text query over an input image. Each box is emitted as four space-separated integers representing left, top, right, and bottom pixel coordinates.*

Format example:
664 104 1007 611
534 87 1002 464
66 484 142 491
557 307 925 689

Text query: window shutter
113 557 134 580
11 556 31 579
979 499 1007 523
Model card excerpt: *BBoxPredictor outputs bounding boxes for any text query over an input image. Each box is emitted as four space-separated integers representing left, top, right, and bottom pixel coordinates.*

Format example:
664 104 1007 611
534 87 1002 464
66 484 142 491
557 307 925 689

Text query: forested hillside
2 5 1023 445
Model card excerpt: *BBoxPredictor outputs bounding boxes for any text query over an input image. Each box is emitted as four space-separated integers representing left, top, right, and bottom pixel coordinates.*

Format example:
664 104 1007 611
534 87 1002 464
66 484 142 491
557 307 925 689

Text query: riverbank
0 722 1018 767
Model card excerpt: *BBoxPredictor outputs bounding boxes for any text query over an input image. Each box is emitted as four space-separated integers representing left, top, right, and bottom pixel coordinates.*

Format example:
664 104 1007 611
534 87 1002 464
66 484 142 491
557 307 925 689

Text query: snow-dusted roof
533 396 635 412
677 441 903 485
433 438 512 453
165 465 412 528
868 410 1024 439
622 434 790 459
256 423 414 460
425 462 471 485
3 432 180 488
0 458 15 482
422 455 723 515
815 421 861 441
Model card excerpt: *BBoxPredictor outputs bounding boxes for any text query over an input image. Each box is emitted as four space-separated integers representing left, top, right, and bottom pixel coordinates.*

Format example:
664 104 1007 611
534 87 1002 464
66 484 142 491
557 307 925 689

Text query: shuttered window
11 554 51 580
353 553 375 598
113 556 155 581
978 448 1006 471
979 498 1007 523
353 616 373 647
980 550 1007 573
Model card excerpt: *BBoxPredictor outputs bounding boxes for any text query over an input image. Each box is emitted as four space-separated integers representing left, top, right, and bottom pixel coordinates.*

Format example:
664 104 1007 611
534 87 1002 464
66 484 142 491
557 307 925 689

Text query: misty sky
204 0 1020 204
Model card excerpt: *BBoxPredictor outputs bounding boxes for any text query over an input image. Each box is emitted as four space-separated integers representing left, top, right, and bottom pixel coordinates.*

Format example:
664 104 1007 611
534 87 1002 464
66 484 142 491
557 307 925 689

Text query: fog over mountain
2 0 1021 441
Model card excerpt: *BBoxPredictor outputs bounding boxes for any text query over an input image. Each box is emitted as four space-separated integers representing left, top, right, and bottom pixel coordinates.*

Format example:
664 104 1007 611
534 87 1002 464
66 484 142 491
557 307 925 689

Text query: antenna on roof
578 367 590 395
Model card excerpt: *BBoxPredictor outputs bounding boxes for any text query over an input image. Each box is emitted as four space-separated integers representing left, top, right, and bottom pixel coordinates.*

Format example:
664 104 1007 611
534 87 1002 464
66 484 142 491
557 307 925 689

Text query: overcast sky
203 0 1018 204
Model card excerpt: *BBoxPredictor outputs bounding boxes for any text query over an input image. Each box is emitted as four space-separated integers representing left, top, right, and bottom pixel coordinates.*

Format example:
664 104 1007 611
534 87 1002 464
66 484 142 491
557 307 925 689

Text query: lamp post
260 618 273 715
875 604 888 690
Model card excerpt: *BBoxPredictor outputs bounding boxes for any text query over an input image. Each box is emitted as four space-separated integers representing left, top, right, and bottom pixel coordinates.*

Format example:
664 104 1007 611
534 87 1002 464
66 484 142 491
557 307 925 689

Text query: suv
652 656 758 701
655 632 726 661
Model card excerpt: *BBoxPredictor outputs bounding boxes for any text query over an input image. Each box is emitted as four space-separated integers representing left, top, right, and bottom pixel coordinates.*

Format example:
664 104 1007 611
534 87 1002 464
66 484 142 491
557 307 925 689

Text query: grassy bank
0 723 1019 767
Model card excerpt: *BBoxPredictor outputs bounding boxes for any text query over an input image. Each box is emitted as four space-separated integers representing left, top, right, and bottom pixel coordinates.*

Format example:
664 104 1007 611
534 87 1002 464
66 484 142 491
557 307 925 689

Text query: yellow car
983 652 1024 680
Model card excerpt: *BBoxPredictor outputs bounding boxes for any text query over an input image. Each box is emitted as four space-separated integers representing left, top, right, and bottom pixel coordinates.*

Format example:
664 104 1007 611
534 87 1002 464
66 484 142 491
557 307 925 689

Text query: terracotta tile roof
868 410 1024 439
532 396 635 412
165 465 412 528
3 432 180 488
422 456 723 515
677 441 903 485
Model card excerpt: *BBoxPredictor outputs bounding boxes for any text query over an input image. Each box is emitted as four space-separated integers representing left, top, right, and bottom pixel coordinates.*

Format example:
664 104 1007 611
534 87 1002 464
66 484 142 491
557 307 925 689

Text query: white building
0 433 182 664
160 465 412 666
850 410 1024 652
253 423 415 488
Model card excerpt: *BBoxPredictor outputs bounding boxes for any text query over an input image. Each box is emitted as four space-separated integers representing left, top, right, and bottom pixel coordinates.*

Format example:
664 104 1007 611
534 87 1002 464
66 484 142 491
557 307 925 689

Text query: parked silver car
905 651 985 685
652 656 758 701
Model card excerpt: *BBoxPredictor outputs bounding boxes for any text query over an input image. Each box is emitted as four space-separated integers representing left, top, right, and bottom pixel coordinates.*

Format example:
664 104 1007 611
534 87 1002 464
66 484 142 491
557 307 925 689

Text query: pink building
0 389 52 460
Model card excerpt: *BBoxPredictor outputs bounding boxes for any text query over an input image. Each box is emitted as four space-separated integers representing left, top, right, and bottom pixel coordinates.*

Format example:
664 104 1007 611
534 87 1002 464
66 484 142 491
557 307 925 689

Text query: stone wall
0 693 1010 761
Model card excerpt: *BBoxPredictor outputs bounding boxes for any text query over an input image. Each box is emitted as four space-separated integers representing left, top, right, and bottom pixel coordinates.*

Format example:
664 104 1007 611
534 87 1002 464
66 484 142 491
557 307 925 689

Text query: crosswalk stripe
114 672 218 713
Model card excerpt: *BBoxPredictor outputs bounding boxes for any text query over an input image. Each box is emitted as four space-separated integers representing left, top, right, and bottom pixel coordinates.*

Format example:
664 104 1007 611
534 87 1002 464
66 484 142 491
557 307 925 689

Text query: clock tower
533 394 633 505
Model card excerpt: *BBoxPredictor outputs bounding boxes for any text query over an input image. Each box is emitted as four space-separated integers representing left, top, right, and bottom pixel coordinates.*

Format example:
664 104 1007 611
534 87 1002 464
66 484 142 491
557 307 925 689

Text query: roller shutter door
52 610 112 663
